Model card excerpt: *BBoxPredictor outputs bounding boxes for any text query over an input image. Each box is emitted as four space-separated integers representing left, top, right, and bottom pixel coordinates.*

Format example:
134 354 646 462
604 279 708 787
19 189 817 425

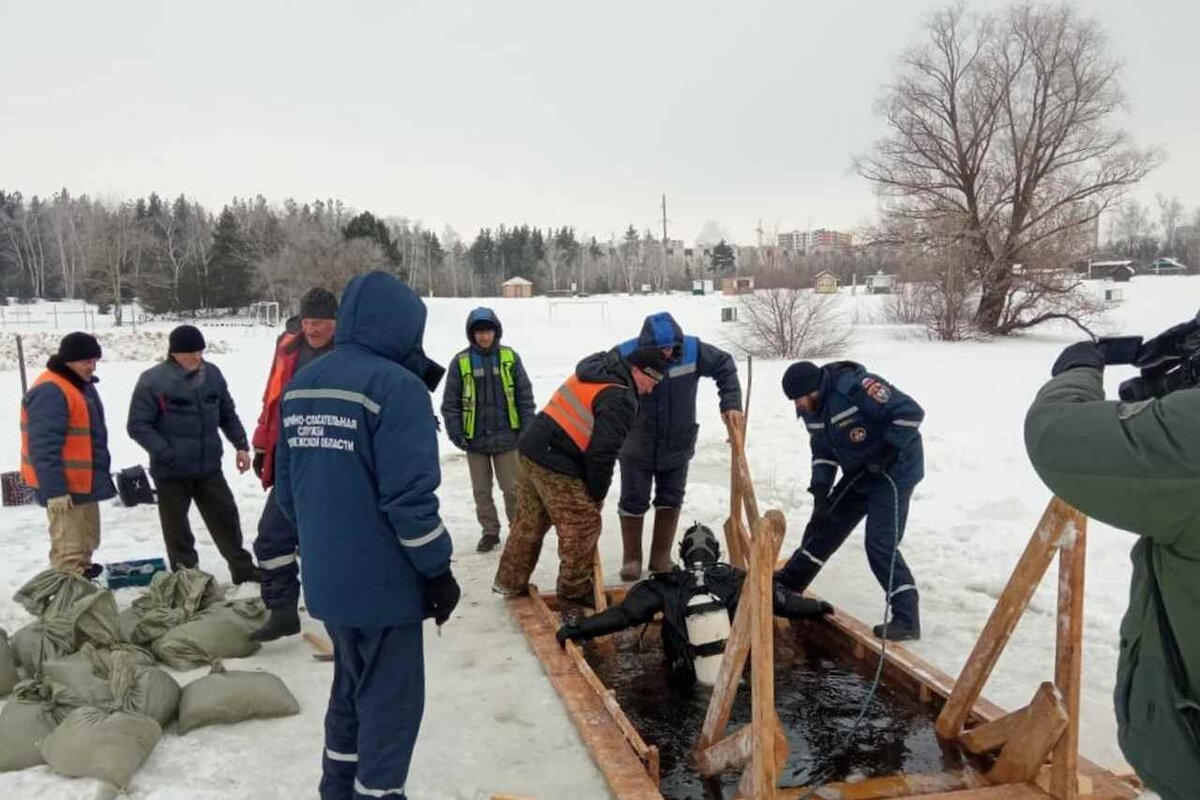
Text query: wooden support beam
988 682 1069 786
725 417 760 525
746 516 780 798
936 499 1076 740
697 723 753 776
592 543 608 611
1050 513 1087 800
960 705 1030 755
776 769 988 799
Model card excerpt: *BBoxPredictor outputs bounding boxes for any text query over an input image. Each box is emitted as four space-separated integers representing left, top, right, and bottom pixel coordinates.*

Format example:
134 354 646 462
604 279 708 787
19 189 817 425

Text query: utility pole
661 194 670 291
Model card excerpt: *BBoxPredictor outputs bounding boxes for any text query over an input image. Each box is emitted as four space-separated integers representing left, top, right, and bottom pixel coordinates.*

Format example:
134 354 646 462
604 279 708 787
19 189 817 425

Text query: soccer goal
547 298 610 324
250 301 281 327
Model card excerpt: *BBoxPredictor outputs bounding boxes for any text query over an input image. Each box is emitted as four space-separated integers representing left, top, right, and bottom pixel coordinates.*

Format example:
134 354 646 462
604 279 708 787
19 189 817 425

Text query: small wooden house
813 271 839 294
720 276 755 296
501 276 534 299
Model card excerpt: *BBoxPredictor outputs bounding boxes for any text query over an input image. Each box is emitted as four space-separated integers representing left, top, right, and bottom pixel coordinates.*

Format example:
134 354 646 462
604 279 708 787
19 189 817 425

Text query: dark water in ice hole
582 624 969 800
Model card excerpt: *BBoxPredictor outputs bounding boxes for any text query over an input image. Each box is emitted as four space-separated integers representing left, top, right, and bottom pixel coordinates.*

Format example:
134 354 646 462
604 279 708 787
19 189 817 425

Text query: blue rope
792 472 902 799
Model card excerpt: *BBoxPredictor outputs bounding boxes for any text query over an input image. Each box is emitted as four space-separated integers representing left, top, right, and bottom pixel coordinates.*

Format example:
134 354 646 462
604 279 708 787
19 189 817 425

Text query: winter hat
168 325 207 354
58 332 102 362
624 345 668 378
299 287 338 320
781 361 823 399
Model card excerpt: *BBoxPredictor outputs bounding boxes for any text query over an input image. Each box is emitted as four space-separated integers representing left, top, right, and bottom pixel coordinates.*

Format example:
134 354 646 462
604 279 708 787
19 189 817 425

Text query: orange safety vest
21 370 94 494
543 375 621 452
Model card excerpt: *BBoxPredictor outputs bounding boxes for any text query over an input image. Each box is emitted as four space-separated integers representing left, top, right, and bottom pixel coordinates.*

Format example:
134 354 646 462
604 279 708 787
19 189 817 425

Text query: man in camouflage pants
493 346 667 611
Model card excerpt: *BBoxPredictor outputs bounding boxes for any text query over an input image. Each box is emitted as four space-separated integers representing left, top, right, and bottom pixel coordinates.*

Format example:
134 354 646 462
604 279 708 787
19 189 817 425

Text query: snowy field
1 277 1196 798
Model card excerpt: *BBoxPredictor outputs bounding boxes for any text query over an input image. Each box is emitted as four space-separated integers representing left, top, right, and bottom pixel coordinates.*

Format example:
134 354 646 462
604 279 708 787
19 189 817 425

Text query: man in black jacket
442 307 536 553
493 346 667 611
557 522 832 686
127 325 257 583
616 312 742 580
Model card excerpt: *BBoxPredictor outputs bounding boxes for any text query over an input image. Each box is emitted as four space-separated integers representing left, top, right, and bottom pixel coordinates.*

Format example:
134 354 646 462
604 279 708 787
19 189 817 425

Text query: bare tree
1156 194 1184 255
730 289 851 359
856 3 1161 335
1113 200 1156 258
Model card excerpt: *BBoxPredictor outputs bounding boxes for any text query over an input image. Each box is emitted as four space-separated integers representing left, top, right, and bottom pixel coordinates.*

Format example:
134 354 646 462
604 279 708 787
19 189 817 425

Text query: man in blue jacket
776 360 925 641
615 312 742 580
275 271 460 800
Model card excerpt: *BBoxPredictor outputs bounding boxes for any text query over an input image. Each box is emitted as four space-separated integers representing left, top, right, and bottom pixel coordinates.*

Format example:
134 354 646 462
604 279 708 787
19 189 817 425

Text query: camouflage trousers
493 455 602 604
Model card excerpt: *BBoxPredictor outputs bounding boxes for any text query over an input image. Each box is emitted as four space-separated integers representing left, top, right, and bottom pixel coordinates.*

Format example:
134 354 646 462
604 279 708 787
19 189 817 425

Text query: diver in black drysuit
556 522 833 687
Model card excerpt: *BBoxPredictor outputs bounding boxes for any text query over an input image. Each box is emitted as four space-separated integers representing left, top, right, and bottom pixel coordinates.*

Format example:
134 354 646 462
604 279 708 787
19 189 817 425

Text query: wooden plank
509 592 663 800
532 591 655 767
960 705 1029 755
748 516 779 798
725 418 760 525
776 769 987 799
858 787 1053 800
697 723 753 776
1050 514 1087 800
936 499 1075 740
593 544 608 611
1035 767 1092 797
988 683 1069 785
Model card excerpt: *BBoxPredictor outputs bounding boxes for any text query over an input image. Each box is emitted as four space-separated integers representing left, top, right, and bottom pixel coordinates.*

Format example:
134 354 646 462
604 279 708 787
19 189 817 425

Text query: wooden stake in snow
16 334 27 395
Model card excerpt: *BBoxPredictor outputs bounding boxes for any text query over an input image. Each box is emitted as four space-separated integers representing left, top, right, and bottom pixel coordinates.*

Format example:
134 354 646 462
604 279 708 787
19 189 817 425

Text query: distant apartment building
777 228 853 253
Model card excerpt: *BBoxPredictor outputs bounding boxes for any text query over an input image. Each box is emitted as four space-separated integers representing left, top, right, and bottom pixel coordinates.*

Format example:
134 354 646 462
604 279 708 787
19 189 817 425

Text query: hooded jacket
1025 368 1200 800
617 312 741 469
441 307 536 455
127 356 248 481
519 350 639 501
275 271 451 627
801 361 924 489
22 357 116 505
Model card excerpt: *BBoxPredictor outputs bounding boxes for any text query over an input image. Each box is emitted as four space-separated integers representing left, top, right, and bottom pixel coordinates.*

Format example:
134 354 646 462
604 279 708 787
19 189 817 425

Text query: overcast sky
1 0 1196 245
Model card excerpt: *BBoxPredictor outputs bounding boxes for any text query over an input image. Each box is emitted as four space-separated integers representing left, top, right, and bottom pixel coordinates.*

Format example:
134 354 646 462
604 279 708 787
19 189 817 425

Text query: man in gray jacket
442 307 536 552
127 325 258 583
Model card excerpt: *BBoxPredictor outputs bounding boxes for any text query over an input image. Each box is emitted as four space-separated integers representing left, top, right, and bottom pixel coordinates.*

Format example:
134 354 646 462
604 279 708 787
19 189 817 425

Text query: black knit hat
168 324 206 354
299 287 338 320
625 345 668 378
782 361 823 399
58 332 102 362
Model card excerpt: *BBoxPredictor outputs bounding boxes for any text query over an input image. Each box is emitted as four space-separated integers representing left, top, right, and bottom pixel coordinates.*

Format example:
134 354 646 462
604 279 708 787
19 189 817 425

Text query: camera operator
1023 312 1200 800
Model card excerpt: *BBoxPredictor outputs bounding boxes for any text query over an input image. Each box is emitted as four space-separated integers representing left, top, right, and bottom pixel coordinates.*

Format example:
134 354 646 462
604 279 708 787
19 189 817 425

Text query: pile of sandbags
0 566 298 789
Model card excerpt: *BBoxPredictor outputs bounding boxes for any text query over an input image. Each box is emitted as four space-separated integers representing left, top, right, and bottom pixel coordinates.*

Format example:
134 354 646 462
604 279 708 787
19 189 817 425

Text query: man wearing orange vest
493 345 667 614
21 332 116 576
248 287 337 642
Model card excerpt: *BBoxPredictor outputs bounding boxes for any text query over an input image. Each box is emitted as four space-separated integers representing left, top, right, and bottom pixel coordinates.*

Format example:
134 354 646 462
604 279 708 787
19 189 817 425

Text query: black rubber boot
872 620 921 642
250 605 301 642
476 533 501 553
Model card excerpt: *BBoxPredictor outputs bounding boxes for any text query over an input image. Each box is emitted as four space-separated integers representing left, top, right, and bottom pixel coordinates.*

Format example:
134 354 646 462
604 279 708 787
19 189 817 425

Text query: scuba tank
683 565 732 686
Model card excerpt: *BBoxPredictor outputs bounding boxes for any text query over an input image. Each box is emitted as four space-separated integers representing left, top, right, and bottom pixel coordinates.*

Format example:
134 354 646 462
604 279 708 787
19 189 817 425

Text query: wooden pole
747 514 779 798
936 498 1075 740
592 544 608 611
15 335 27 395
987 682 1068 785
1050 512 1087 800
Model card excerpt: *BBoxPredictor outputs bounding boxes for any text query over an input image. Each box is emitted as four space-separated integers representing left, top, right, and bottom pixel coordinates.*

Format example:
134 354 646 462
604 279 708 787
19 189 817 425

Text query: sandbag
151 599 267 670
42 651 113 707
41 590 122 654
41 706 161 789
0 679 81 772
120 605 186 646
0 628 17 696
80 641 157 677
13 568 97 617
107 650 181 727
10 620 67 677
177 661 299 735
132 568 220 617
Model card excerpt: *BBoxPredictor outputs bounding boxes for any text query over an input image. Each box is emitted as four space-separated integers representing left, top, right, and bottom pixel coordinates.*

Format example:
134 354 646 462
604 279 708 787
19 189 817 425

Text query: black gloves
1051 341 1104 377
252 451 265 480
555 623 579 648
810 486 831 520
865 444 898 476
450 435 469 451
426 571 461 626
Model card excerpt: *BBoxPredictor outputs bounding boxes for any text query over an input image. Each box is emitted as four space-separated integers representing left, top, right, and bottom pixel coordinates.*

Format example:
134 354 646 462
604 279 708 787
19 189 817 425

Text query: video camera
1097 310 1200 401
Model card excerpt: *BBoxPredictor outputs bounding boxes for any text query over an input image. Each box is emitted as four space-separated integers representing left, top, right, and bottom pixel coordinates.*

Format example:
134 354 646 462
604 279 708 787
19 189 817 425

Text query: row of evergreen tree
0 190 758 317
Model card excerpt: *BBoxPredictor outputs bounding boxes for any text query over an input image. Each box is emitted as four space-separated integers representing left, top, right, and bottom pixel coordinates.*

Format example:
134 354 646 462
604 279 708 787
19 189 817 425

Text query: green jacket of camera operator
1025 347 1200 800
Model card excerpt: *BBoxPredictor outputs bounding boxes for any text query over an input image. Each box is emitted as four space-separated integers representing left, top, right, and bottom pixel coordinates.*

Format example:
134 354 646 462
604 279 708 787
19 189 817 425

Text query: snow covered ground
1 277 1195 798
